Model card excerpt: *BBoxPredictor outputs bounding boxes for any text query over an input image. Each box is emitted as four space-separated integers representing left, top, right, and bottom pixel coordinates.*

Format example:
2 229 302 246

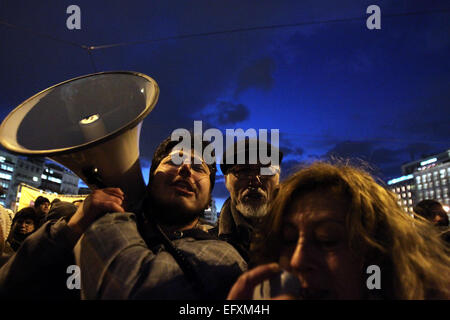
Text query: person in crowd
45 200 79 223
0 199 82 299
73 134 247 299
414 199 449 227
5 207 39 252
0 187 12 244
0 134 246 300
211 138 282 262
34 196 50 226
413 199 449 243
0 187 15 266
228 162 450 300
50 198 61 209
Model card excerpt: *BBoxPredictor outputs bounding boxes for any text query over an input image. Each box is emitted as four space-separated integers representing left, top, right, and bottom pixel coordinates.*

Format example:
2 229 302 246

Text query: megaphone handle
82 166 107 189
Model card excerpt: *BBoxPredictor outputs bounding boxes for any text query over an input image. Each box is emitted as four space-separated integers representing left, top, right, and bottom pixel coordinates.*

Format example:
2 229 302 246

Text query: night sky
1 1 449 211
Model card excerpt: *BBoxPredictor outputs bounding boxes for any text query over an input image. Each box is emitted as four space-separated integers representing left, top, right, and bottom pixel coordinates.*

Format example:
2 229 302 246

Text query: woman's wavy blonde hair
252 161 450 299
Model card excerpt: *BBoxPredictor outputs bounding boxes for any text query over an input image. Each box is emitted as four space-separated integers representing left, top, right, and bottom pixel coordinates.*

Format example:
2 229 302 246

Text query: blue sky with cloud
1 1 449 212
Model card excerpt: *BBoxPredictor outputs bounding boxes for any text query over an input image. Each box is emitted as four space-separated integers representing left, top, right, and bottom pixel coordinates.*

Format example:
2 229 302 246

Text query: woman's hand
227 263 296 300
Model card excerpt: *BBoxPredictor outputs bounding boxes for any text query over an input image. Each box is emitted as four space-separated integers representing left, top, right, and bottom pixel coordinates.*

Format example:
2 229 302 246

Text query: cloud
235 57 276 96
324 141 405 179
279 134 305 159
280 146 304 158
325 141 374 160
280 159 306 180
400 143 435 162
322 139 449 180
200 101 250 126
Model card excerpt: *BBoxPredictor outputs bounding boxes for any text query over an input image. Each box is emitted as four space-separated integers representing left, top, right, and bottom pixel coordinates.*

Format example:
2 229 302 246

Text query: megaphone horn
0 71 159 210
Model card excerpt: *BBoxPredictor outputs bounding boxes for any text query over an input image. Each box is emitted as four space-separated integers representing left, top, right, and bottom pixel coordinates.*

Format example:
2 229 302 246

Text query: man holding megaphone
0 134 247 300
72 134 247 299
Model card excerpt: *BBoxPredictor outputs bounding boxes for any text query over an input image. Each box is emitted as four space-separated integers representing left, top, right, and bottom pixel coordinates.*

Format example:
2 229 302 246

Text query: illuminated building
0 149 80 209
388 149 450 213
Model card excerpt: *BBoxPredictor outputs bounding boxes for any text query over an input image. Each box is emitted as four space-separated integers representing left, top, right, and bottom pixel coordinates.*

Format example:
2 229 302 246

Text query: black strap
135 204 207 299
153 223 207 298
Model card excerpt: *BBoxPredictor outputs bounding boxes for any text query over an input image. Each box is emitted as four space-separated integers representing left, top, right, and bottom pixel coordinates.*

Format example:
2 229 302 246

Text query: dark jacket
212 198 260 263
0 202 79 300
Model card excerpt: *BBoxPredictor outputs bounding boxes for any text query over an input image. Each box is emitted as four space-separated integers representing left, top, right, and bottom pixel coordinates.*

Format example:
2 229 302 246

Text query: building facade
388 149 450 212
0 149 80 209
201 198 218 226
387 174 415 213
0 150 18 208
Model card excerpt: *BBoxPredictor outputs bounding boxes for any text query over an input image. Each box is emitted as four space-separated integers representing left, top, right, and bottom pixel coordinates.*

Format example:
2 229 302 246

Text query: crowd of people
0 134 448 300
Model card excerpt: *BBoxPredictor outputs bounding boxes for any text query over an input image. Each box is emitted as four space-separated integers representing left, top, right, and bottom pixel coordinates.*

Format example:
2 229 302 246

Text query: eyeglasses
160 155 211 176
229 166 279 179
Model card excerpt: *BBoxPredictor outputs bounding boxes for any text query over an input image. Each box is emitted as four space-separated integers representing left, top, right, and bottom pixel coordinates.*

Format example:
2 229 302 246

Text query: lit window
48 176 62 184
408 192 411 197
0 173 11 180
407 185 411 190
401 186 405 192
416 176 421 183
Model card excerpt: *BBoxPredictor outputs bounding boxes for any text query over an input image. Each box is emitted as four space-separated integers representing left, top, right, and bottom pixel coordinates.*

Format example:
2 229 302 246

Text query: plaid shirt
74 212 247 300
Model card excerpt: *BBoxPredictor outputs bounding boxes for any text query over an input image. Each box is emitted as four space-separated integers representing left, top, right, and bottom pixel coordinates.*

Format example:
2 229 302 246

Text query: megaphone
0 71 159 209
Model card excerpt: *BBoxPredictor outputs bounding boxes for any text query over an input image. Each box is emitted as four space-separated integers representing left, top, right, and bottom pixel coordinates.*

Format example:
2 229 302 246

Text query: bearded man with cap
214 138 283 263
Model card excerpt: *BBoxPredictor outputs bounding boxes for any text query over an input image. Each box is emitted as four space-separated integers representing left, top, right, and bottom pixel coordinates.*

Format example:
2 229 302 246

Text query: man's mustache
241 187 267 198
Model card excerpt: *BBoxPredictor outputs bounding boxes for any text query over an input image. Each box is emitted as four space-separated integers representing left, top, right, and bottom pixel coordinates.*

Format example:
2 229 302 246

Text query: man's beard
236 187 270 218
148 193 204 227
236 201 269 218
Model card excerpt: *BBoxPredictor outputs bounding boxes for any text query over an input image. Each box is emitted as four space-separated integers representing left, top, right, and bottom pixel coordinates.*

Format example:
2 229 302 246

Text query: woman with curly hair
228 162 450 300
